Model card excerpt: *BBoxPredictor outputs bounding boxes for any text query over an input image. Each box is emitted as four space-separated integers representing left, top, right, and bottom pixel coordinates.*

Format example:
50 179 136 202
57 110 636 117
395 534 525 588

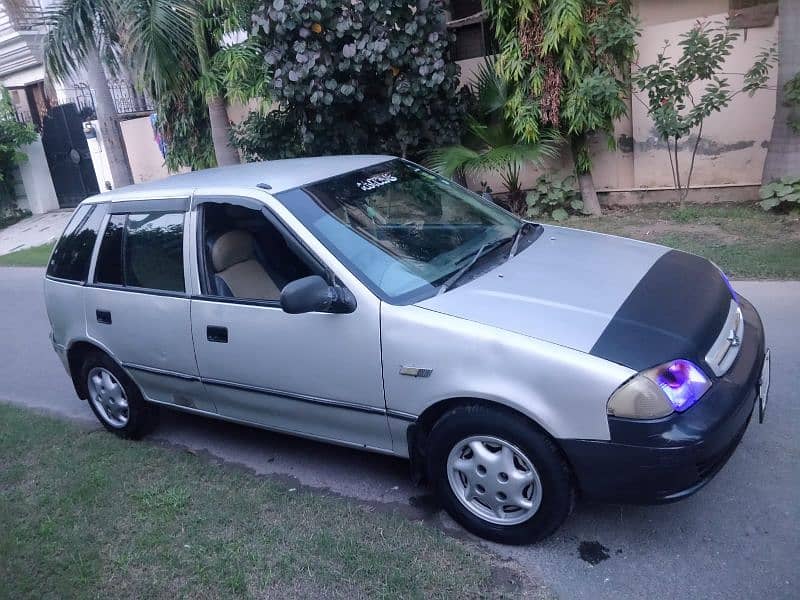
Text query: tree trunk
207 95 239 166
762 0 800 182
577 172 601 216
85 44 133 188
571 135 602 216
192 18 239 168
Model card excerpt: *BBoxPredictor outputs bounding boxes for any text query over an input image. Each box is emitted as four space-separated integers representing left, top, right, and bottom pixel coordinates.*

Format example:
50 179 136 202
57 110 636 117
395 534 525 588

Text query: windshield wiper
437 237 512 295
507 221 530 260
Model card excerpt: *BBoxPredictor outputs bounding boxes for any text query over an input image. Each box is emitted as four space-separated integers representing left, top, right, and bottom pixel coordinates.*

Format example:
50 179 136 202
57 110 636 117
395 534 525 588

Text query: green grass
0 242 54 267
554 203 800 279
0 403 527 599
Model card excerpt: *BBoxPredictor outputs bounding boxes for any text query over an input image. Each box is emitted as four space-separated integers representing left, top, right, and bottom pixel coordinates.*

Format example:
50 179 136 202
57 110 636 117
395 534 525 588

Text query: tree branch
684 119 704 198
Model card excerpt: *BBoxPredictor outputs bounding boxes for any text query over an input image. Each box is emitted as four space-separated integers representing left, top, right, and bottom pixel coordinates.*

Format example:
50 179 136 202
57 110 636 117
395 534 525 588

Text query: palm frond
43 0 114 81
425 145 480 178
426 133 561 183
122 0 199 97
471 59 507 117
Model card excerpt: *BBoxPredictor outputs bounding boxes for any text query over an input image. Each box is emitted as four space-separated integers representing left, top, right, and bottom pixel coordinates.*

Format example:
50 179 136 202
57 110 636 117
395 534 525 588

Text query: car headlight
607 359 712 419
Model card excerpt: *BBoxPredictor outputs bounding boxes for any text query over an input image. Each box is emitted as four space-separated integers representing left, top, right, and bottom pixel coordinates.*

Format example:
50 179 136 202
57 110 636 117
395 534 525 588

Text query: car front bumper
560 295 767 504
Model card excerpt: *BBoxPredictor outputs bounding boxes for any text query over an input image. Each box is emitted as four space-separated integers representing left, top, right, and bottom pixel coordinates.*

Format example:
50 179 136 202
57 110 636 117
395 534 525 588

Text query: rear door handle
207 326 228 343
96 310 112 325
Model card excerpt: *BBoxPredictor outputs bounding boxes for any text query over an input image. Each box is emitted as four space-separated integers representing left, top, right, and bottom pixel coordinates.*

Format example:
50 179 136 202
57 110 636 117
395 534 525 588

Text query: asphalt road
1 267 797 599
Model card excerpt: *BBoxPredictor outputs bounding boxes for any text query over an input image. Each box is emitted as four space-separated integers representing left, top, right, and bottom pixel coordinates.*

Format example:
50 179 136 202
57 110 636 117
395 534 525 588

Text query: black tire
426 404 574 545
80 351 159 439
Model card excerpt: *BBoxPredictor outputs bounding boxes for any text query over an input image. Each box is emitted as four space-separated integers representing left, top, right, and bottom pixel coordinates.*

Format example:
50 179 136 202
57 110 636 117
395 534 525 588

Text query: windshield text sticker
356 172 398 191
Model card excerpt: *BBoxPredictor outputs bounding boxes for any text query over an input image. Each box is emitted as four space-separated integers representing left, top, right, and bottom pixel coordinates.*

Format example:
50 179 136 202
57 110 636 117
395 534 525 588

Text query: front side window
278 160 519 303
47 204 104 282
93 212 185 293
198 202 317 302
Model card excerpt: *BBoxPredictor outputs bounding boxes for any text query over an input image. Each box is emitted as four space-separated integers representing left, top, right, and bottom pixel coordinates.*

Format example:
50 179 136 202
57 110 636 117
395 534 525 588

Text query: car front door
188 196 391 451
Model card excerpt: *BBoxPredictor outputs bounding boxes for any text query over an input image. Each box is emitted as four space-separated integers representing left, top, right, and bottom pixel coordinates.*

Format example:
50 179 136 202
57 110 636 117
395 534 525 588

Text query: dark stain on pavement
579 540 610 565
408 493 439 516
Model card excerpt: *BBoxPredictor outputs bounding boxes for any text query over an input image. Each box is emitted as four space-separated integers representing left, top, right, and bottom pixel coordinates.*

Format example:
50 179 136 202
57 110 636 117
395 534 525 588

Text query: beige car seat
211 230 280 300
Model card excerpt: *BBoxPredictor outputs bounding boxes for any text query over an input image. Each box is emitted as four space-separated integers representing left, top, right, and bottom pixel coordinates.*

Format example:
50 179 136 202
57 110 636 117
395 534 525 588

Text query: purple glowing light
654 359 711 412
721 271 738 302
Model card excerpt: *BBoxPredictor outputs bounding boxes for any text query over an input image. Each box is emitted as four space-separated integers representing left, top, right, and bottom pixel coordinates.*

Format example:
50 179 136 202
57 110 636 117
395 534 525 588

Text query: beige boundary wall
118 100 256 184
456 0 779 203
119 116 172 184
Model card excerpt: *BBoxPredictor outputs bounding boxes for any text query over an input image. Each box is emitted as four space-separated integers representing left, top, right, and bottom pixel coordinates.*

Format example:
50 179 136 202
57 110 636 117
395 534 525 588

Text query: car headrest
211 230 255 273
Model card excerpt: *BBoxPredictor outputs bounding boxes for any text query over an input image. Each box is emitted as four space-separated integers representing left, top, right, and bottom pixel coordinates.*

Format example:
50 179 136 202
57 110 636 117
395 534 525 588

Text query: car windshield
278 159 520 304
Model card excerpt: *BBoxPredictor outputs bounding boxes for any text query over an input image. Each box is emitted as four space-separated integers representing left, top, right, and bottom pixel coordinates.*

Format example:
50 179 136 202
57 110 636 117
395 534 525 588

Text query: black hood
589 250 733 373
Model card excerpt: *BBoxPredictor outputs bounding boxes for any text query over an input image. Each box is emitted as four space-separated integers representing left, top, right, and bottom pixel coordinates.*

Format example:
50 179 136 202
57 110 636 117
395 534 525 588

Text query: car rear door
187 196 392 451
84 199 211 411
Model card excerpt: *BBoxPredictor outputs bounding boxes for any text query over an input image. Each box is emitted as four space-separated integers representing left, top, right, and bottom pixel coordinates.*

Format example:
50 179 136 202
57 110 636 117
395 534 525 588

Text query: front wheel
426 404 574 544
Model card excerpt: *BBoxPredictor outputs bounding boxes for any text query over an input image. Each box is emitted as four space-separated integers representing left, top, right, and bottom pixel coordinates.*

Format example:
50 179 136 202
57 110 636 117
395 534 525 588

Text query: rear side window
125 213 185 292
94 212 185 293
47 205 104 282
94 214 125 285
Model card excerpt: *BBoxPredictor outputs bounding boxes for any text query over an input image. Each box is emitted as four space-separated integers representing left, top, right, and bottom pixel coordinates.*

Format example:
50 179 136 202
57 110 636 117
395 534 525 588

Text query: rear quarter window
94 214 125 285
47 205 104 282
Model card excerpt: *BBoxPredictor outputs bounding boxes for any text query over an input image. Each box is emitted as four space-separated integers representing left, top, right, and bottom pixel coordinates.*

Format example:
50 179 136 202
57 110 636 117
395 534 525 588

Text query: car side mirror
280 275 356 315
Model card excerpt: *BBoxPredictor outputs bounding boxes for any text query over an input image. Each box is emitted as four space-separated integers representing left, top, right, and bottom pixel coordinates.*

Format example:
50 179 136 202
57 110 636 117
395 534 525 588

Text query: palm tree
38 0 134 187
426 61 560 215
44 0 241 171
123 0 241 167
763 0 800 182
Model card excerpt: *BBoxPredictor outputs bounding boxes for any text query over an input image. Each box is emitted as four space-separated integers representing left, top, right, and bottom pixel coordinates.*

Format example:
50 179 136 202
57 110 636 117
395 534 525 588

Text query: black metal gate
40 103 100 209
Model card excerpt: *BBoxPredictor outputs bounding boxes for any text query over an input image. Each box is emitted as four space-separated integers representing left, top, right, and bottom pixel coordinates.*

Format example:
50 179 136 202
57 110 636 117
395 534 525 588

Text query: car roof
84 155 396 203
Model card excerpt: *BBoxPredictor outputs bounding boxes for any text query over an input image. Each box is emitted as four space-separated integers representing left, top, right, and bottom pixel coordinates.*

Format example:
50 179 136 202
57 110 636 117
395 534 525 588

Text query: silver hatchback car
45 156 769 544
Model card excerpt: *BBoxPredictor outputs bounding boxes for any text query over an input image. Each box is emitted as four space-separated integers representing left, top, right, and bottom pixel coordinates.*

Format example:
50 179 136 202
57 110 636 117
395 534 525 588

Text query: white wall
16 136 59 214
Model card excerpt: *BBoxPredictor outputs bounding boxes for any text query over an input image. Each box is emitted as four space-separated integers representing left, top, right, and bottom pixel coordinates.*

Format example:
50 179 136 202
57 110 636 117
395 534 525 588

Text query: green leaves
633 18 777 203
0 88 37 209
483 0 639 175
634 21 777 140
124 0 198 97
784 73 800 133
524 174 583 221
234 0 467 160
758 177 800 212
425 59 562 212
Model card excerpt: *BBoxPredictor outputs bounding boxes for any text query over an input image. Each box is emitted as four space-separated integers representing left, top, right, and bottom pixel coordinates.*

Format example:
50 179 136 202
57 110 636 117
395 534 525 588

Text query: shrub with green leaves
633 21 776 205
0 88 36 212
234 0 467 160
525 175 584 221
759 176 800 211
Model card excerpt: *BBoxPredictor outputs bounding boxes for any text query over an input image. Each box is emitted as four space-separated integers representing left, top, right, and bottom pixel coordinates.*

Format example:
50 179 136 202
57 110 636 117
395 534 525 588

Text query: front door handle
207 326 228 343
96 309 112 325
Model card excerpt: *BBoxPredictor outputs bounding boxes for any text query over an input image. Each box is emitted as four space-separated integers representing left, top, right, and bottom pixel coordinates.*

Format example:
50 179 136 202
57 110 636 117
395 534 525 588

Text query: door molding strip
122 362 417 422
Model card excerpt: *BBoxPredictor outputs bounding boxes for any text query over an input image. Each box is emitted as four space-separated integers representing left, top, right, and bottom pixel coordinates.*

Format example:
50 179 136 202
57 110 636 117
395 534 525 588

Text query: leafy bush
785 73 800 134
525 175 584 221
759 176 800 211
234 0 468 160
633 21 776 205
426 61 559 216
0 207 31 230
0 88 36 210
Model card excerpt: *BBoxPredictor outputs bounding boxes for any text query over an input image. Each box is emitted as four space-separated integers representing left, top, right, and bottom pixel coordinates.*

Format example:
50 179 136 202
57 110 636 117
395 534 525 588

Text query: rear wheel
81 352 158 439
426 404 574 544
